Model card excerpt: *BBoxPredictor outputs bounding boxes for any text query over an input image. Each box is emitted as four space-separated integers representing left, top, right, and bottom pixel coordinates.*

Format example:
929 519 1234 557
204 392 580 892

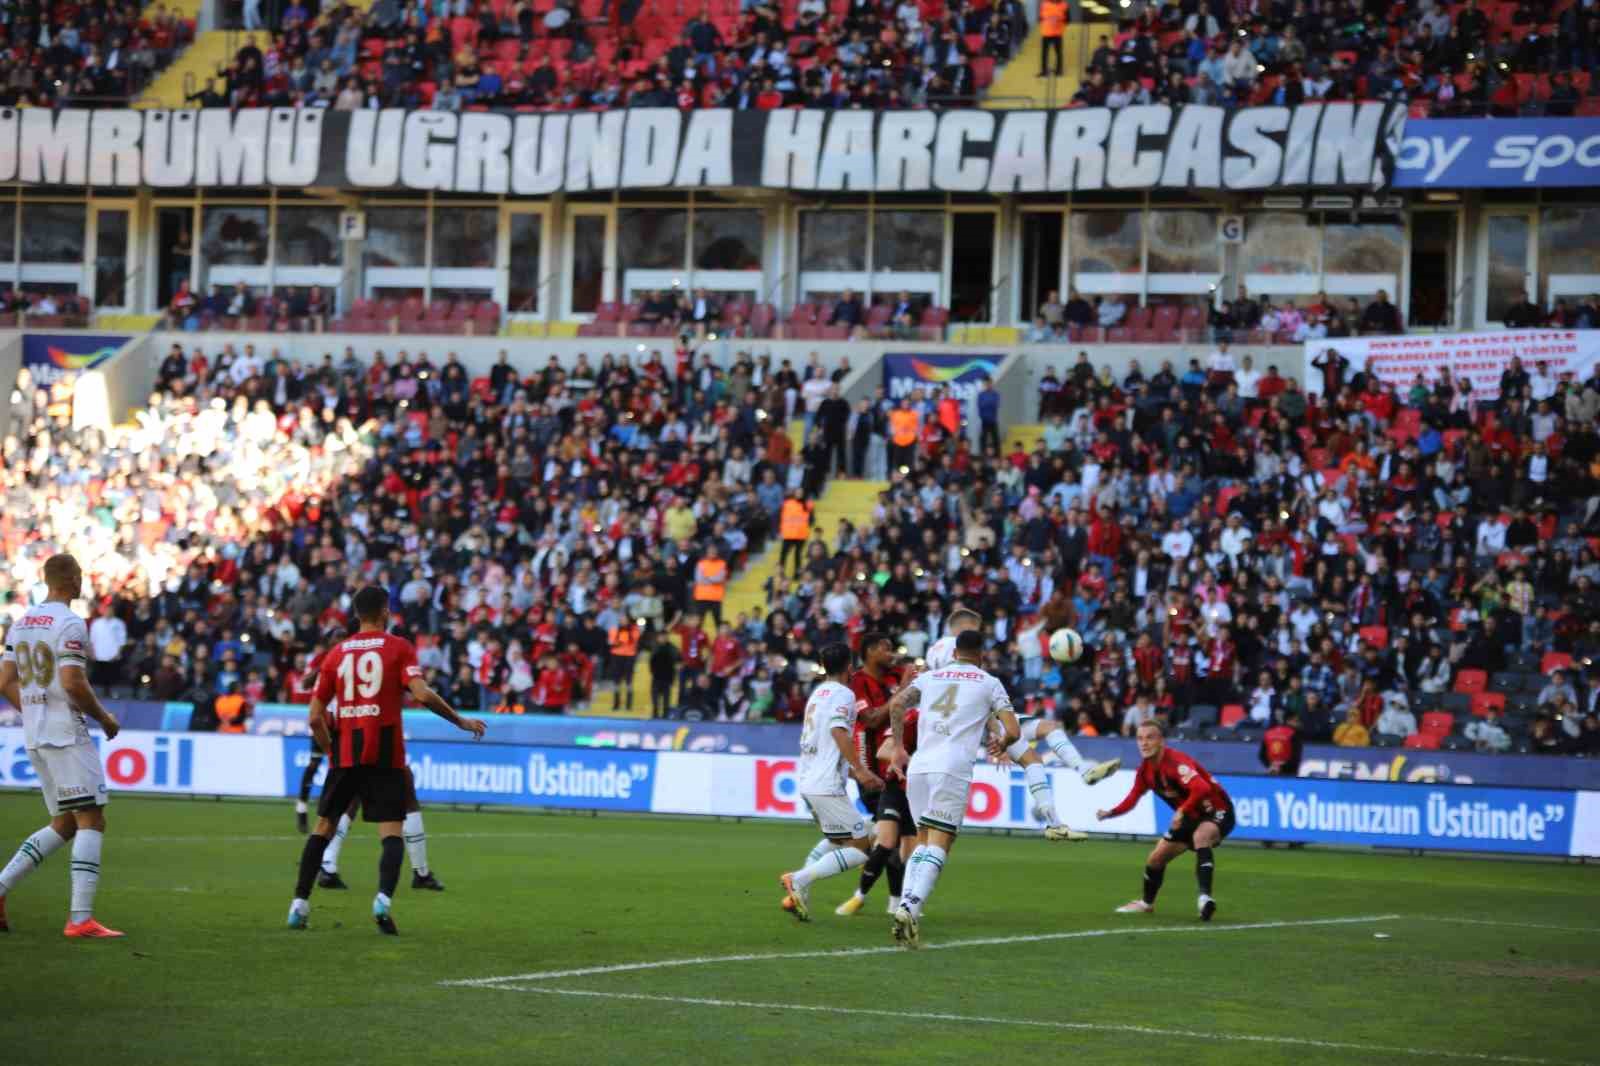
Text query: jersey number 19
337 650 383 702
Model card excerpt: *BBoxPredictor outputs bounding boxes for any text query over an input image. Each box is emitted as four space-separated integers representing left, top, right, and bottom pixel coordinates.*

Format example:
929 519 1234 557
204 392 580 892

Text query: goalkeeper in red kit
1097 721 1234 921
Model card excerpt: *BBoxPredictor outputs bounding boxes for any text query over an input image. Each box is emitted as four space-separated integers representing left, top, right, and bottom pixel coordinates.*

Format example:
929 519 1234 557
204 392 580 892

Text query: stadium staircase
984 22 1087 108
138 30 235 108
592 420 887 719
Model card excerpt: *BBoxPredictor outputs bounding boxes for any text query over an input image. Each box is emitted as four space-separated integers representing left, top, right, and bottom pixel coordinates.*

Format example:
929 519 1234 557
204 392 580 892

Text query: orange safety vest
609 625 640 658
1040 0 1067 37
216 694 248 734
694 558 728 602
780 498 811 541
890 408 920 447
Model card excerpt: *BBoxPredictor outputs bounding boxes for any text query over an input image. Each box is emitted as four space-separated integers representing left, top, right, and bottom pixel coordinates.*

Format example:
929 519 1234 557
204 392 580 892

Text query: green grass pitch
0 791 1595 1066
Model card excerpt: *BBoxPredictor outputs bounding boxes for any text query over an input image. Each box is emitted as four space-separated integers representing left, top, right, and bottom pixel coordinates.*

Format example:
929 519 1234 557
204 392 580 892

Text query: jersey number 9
337 650 383 702
12 642 56 688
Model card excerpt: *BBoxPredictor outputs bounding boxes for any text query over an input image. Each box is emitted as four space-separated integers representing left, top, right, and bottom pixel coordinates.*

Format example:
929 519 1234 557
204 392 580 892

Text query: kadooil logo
1488 132 1600 181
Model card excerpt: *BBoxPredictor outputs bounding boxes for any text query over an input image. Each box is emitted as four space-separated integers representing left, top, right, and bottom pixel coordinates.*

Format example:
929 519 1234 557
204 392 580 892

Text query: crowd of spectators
196 0 1025 112
1021 288 1408 346
165 281 335 333
0 338 854 726
0 288 93 326
1073 0 1600 117
0 0 194 107
743 343 1600 756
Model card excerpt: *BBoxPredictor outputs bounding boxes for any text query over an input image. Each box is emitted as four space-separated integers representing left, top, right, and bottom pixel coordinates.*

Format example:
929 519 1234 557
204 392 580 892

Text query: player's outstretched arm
1097 776 1146 822
59 664 120 740
832 725 882 792
408 677 487 739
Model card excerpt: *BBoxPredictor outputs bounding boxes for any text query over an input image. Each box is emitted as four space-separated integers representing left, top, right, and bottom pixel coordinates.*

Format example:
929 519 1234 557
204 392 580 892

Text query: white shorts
907 772 971 834
29 743 109 816
1005 716 1045 762
802 793 867 841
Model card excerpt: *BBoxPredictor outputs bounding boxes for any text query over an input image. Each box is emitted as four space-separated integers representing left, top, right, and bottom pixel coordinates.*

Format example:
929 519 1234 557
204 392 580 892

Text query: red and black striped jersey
313 632 421 769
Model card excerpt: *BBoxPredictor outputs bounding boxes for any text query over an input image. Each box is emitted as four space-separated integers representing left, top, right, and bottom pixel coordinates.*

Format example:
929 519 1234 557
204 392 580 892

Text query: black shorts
859 790 882 819
873 780 918 836
1164 806 1236 847
318 766 408 824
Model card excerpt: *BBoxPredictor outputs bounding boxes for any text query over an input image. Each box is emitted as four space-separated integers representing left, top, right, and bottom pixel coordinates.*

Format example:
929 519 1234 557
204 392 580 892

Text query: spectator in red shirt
673 611 710 703
708 622 745 703
534 653 575 714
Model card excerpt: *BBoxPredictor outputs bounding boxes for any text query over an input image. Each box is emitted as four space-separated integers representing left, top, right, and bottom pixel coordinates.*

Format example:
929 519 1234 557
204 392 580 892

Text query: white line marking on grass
441 913 1401 987
120 830 645 845
1409 916 1600 935
487 985 1576 1066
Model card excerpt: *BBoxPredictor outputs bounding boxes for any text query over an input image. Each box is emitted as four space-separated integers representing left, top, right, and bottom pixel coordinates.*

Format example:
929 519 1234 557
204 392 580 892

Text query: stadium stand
5 333 1600 757
0 0 196 107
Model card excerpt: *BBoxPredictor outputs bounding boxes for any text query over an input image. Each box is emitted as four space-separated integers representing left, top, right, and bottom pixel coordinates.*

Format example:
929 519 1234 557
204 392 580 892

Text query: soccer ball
1049 628 1084 664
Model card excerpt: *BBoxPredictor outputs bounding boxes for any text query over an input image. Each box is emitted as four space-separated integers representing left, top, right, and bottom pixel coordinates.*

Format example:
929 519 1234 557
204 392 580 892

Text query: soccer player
287 586 484 935
933 608 1120 839
778 642 884 922
884 629 1021 948
316 769 445 892
835 632 912 917
0 553 125 938
1097 720 1234 921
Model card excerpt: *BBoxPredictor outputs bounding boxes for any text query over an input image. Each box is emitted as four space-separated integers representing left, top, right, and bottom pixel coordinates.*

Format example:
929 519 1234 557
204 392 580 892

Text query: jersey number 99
336 650 383 702
11 642 56 688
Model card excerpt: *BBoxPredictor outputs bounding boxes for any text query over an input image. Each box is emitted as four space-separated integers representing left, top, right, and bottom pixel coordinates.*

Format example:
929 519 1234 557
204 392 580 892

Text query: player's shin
403 811 429 876
295 833 332 900
855 843 895 896
377 835 404 902
1023 762 1058 824
1142 863 1165 905
1042 726 1088 773
321 813 351 873
803 837 835 865
902 844 945 919
68 829 104 923
1195 847 1215 896
793 844 868 889
885 849 905 899
0 826 66 897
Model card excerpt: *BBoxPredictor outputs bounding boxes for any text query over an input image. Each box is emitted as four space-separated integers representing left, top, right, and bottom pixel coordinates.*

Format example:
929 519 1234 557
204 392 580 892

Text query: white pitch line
116 830 649 845
1408 916 1600 935
441 913 1402 987
487 985 1577 1066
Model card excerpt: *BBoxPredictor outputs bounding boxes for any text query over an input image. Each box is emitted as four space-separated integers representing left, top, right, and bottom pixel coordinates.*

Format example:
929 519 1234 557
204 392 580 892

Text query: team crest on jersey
63 639 85 652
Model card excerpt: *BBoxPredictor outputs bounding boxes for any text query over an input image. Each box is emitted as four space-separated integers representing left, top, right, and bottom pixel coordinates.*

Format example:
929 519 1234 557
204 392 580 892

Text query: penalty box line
441 913 1403 988
484 985 1573 1066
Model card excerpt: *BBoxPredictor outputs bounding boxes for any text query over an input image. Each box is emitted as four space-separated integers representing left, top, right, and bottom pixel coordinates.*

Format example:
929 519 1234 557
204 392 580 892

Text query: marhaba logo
907 357 998 382
46 345 119 370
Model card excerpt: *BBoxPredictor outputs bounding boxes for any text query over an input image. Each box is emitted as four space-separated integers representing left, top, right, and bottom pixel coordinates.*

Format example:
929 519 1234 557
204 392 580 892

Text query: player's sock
902 844 946 919
1195 848 1215 896
1043 728 1088 773
855 843 895 896
1142 864 1165 906
403 812 429 876
885 850 906 898
0 826 66 896
68 829 104 924
295 833 332 899
804 837 834 865
1023 762 1058 823
377 836 404 899
321 814 351 873
792 846 867 889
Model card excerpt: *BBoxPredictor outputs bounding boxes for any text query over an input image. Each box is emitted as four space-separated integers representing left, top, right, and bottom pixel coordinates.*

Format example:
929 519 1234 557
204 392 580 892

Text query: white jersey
2 602 92 748
924 635 956 670
796 680 857 795
907 664 1013 780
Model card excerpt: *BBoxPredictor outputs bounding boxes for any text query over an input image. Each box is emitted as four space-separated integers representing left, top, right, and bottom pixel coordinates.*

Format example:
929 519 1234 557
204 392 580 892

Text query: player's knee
75 807 106 832
51 813 79 839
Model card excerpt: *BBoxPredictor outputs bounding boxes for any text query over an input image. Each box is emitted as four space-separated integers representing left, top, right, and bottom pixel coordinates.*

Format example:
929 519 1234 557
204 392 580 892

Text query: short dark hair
819 642 853 677
955 630 984 655
352 585 390 623
860 631 893 655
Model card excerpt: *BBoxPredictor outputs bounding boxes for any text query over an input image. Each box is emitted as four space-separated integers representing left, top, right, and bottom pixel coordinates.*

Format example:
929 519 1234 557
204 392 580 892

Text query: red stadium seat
1420 711 1455 737
1219 704 1246 727
1359 625 1388 649
1403 732 1440 750
1470 692 1506 718
1453 669 1488 694
1541 652 1574 674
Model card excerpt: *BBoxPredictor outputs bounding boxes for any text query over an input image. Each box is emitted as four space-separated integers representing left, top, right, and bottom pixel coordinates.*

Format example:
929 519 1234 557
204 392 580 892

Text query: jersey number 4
336 651 384 702
11 642 56 687
929 685 959 717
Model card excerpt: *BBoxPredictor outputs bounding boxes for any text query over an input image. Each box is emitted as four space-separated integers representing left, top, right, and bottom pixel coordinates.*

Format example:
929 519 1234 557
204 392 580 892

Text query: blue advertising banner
1396 118 1600 188
1221 776 1576 856
882 353 1002 403
20 333 130 386
283 740 655 812
252 703 797 754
